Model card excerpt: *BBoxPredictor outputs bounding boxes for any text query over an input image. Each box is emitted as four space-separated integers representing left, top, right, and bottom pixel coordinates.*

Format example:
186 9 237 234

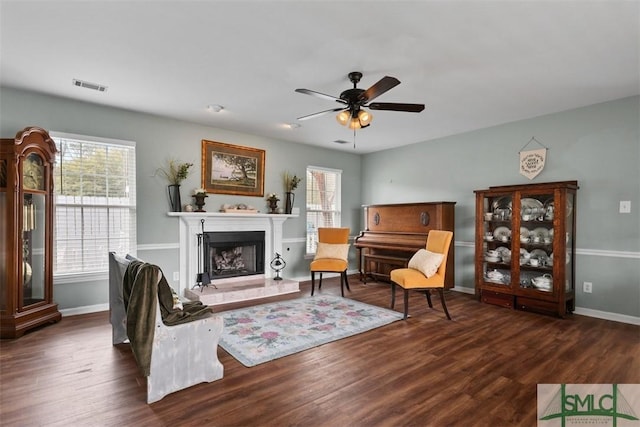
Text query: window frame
50 131 137 283
305 165 342 255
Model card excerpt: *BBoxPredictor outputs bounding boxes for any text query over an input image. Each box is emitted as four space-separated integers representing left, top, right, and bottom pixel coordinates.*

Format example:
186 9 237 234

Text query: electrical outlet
173 271 179 281
583 281 593 293
619 201 631 213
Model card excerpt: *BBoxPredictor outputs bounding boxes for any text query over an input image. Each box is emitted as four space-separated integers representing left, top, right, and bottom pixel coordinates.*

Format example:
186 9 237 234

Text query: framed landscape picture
201 140 265 196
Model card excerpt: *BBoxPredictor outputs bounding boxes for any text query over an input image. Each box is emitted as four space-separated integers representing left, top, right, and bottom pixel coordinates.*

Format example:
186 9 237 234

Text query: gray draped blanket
123 261 213 376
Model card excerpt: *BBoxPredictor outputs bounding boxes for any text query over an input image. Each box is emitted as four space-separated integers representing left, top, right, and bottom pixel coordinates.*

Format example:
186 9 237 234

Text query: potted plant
192 188 208 212
266 193 280 214
156 159 193 212
283 172 302 214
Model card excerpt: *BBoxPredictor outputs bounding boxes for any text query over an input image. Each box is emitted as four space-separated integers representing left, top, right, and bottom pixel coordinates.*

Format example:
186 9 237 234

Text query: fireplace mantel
168 212 297 295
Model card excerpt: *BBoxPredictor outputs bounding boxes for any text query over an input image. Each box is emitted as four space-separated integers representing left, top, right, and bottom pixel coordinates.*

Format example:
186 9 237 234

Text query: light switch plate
619 201 631 213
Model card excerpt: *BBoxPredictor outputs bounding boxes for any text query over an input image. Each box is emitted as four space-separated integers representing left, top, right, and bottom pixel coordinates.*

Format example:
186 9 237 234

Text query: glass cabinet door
518 191 555 294
22 193 47 307
564 192 575 292
482 194 513 289
0 159 6 311
21 152 47 309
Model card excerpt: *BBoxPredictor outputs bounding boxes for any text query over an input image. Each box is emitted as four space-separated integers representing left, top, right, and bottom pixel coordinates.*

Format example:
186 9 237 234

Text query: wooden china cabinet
1 126 61 338
474 181 578 317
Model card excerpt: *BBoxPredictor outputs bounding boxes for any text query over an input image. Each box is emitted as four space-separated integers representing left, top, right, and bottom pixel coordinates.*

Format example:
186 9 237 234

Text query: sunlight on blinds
51 133 136 276
306 166 341 253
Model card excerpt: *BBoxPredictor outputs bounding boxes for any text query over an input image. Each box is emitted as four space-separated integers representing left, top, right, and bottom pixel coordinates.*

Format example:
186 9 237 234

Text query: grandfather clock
1 126 61 338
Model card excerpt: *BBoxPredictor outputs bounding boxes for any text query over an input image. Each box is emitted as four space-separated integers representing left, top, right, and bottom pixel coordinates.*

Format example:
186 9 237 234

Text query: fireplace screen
204 231 265 279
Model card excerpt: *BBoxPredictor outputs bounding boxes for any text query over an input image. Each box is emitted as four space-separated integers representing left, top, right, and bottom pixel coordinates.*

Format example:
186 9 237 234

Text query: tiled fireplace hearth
168 212 299 304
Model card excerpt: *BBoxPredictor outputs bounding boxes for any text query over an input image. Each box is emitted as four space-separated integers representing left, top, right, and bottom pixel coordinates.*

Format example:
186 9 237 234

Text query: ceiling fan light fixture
358 109 372 126
336 110 350 126
348 117 361 130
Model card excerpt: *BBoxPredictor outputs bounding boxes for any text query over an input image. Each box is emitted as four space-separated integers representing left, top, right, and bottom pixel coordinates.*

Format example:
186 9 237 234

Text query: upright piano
354 202 456 289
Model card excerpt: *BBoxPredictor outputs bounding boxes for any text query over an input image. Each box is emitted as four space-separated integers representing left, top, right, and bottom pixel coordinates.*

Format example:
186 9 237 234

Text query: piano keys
354 202 456 288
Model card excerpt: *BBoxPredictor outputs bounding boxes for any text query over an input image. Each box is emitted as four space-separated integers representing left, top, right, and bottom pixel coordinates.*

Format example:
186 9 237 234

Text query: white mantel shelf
167 212 298 219
168 211 298 296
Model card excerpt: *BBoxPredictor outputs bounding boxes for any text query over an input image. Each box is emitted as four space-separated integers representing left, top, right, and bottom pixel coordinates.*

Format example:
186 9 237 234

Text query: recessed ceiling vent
333 139 350 144
72 79 108 92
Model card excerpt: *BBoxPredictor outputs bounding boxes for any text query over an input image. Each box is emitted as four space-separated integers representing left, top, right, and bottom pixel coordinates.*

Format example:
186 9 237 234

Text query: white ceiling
1 1 638 154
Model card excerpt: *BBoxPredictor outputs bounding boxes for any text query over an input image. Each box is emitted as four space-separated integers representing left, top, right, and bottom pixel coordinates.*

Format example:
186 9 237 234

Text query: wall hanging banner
520 147 547 180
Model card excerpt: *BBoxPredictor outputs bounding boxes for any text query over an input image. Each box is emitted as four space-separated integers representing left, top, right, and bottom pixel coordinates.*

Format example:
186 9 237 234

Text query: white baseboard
572 307 640 325
60 303 109 317
452 285 475 295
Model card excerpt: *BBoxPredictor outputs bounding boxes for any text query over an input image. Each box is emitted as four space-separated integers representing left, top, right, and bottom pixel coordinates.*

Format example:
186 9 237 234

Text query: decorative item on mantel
283 172 302 214
267 193 280 214
220 203 258 213
270 253 286 280
155 159 193 212
192 188 208 212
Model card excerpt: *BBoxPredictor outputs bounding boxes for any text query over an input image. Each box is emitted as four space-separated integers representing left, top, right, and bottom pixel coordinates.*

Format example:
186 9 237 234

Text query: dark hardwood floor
1 276 638 426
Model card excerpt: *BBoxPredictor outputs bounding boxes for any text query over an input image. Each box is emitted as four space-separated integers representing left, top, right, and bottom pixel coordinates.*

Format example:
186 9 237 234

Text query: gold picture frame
201 140 265 196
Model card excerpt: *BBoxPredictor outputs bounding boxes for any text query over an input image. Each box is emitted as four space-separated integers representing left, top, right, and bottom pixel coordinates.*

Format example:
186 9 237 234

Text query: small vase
168 184 182 212
193 194 207 212
285 192 294 214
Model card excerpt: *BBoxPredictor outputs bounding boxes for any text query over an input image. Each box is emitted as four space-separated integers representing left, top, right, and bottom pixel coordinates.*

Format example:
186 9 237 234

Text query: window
306 166 341 253
51 132 136 278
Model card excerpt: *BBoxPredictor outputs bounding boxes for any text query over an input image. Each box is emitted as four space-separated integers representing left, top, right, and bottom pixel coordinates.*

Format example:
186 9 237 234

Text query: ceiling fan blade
297 107 347 121
359 76 401 103
295 88 347 104
368 102 425 113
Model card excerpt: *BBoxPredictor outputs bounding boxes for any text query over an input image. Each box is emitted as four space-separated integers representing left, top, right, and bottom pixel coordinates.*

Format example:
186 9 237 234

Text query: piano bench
363 254 410 283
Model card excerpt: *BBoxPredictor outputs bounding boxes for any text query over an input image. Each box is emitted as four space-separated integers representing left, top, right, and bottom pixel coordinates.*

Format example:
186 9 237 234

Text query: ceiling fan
295 71 425 130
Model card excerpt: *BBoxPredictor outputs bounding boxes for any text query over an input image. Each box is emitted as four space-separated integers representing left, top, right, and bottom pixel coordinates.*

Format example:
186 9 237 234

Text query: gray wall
0 87 362 310
361 96 639 317
2 87 638 318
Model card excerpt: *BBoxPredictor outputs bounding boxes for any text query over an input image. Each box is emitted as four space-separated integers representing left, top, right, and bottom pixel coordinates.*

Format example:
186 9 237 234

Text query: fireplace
169 211 297 296
204 231 265 279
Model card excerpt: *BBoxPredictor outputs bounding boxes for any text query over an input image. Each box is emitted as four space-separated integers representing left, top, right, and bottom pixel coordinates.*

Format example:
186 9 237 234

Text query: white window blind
51 132 136 277
306 166 341 253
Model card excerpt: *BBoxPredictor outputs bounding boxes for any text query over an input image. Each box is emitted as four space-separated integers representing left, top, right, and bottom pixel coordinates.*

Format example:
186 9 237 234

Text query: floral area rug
218 295 404 367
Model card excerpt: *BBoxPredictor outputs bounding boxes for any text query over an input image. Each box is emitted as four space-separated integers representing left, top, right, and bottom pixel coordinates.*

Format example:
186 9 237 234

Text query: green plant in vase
156 159 193 212
283 171 302 214
267 193 280 214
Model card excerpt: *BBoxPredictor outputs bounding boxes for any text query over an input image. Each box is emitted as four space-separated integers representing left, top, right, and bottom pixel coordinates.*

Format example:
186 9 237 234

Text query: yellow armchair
389 230 454 320
310 227 351 297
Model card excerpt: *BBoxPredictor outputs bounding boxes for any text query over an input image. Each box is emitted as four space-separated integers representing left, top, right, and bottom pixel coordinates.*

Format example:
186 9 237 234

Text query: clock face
23 153 45 190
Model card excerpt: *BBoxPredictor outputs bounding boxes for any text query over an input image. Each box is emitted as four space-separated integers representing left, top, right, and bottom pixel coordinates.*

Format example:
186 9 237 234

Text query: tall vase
285 192 294 214
168 184 182 212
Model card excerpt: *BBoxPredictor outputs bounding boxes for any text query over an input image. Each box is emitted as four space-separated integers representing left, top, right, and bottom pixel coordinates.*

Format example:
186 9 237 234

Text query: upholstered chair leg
319 273 323 290
340 273 345 297
438 289 452 320
403 289 409 320
343 271 350 291
390 282 396 308
425 290 433 308
311 272 316 296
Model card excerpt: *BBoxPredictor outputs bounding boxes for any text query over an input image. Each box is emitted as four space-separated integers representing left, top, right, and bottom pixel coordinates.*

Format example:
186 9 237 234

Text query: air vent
72 79 108 92
333 140 350 144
